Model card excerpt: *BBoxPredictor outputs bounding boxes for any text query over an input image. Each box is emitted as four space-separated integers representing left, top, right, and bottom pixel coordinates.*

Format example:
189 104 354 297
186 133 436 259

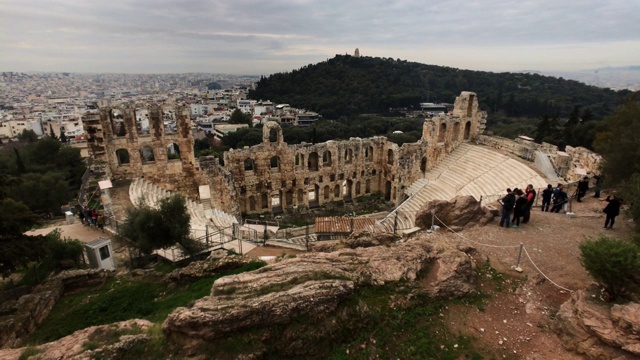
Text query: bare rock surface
554 289 640 359
0 319 152 360
165 250 254 284
415 195 495 231
163 233 476 348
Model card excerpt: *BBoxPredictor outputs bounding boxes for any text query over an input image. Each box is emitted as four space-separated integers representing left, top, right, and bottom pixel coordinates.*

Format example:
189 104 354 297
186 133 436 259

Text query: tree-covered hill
249 55 632 121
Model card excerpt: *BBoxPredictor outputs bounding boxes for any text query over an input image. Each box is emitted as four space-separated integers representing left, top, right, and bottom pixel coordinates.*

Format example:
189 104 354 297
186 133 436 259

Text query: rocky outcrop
0 319 152 360
165 250 255 284
163 234 477 350
554 290 640 359
415 195 496 232
0 269 113 349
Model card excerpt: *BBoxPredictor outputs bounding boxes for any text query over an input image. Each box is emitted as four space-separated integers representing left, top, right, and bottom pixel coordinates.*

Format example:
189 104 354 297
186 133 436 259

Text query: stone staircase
377 143 549 233
129 178 238 239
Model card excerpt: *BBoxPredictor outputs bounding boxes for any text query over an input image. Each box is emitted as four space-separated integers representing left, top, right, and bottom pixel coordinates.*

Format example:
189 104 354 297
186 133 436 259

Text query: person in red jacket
522 184 536 224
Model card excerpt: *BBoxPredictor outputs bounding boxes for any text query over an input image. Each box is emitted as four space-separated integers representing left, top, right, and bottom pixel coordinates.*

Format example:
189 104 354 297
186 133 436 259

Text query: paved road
26 221 111 243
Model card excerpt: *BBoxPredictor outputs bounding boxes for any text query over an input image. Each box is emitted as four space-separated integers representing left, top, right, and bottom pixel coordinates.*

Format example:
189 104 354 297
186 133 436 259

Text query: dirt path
435 192 635 359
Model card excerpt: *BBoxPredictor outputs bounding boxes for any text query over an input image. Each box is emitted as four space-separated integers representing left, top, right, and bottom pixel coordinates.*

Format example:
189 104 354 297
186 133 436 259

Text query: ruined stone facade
86 103 202 198
90 92 486 216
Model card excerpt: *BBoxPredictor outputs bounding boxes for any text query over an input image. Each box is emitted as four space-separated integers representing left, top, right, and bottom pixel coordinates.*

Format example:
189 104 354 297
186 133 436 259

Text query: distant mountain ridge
249 55 635 120
536 66 640 91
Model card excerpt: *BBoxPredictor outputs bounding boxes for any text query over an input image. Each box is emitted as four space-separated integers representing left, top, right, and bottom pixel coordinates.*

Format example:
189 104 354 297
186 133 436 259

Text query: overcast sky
2 0 639 75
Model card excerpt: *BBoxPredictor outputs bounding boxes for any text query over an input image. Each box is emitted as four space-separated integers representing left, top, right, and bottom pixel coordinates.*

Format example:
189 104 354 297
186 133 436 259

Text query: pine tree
49 124 57 140
14 147 26 174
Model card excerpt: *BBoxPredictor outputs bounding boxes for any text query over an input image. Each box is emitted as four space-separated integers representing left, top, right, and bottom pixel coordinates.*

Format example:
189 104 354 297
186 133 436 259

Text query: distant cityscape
536 66 640 91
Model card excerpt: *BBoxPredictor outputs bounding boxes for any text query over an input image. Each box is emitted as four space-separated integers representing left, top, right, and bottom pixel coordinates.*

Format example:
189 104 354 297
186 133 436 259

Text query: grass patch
27 261 266 345
324 284 495 360
18 346 40 360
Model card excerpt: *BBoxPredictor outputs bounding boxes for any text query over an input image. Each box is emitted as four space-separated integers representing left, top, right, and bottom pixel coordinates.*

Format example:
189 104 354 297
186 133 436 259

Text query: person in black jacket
603 195 622 229
512 189 527 228
541 184 553 212
577 176 589 202
551 185 568 213
499 188 515 228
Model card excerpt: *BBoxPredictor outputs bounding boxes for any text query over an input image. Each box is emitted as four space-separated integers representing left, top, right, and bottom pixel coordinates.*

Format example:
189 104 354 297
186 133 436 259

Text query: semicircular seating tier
129 178 238 239
377 143 549 233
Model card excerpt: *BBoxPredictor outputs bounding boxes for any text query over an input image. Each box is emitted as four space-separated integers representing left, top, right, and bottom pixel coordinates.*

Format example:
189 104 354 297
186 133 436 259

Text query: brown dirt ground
433 191 635 359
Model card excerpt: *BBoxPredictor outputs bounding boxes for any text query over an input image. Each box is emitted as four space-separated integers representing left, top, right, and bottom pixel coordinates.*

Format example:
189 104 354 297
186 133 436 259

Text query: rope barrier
432 213 575 293
523 247 574 293
433 213 520 249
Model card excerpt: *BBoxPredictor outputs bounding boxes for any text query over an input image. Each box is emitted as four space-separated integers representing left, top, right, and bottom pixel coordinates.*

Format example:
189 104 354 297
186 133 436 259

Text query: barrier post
431 210 435 230
514 243 524 272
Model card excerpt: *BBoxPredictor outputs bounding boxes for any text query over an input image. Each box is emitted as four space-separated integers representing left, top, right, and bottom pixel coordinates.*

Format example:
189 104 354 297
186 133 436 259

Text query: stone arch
464 121 471 140
261 193 268 209
343 180 353 200
420 156 427 174
355 181 361 195
309 185 319 207
140 146 155 163
453 121 461 141
323 185 330 200
322 150 332 166
115 148 130 165
248 196 256 212
244 158 255 171
110 108 126 137
365 179 371 194
167 143 180 160
365 145 374 162
134 107 150 135
262 121 283 144
271 192 282 212
295 153 304 167
285 189 294 207
333 184 340 198
308 152 319 171
297 189 304 204
387 149 394 165
344 148 353 163
385 181 392 201
438 123 447 143
270 155 279 169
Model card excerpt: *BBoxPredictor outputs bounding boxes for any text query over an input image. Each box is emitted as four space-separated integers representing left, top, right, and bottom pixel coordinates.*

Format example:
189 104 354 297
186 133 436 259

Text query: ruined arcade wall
93 92 486 216
95 103 201 198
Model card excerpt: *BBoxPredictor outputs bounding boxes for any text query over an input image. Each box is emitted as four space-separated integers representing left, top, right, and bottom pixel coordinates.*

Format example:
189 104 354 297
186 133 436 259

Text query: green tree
595 95 640 186
229 109 252 126
49 124 57 140
59 131 68 143
119 195 194 257
579 235 640 300
18 129 38 143
14 147 26 174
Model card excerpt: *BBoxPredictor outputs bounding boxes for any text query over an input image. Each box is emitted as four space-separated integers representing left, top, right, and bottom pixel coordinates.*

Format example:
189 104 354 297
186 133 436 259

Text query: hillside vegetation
249 55 635 148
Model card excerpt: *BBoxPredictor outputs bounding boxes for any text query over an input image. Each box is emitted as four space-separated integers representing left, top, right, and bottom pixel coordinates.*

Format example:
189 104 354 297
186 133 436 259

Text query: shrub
579 235 640 300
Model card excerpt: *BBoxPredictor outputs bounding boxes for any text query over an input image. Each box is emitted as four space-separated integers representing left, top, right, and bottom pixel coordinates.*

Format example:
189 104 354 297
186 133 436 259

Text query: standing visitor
551 184 568 213
577 176 589 202
97 213 105 231
512 189 527 228
522 184 536 223
592 174 602 198
541 184 553 212
499 188 515 228
603 195 622 230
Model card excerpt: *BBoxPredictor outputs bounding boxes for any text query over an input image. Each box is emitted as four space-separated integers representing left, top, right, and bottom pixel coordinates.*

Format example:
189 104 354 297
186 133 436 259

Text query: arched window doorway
140 146 155 163
438 123 446 142
308 152 319 171
464 121 471 140
167 143 180 160
115 149 130 165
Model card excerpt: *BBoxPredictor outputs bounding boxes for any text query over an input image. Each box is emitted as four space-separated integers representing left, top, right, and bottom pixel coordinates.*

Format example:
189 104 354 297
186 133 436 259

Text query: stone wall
93 103 202 198
475 134 602 182
93 92 486 215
